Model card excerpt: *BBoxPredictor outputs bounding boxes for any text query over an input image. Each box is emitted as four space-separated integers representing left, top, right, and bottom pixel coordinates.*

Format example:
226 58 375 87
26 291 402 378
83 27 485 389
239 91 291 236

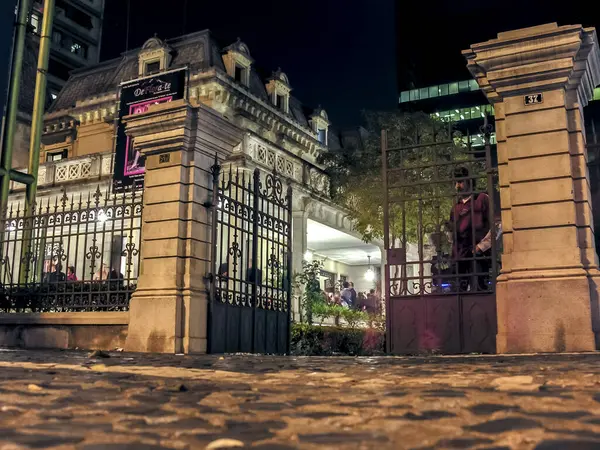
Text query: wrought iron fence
0 186 143 312
208 164 293 354
382 119 499 297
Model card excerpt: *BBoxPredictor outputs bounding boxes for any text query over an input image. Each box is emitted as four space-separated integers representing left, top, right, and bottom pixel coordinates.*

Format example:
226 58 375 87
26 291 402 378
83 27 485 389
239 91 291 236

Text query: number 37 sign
524 93 543 105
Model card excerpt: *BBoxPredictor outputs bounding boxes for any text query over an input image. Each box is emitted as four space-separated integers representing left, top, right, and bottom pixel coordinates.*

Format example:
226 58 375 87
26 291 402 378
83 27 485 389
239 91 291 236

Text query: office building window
48 59 71 80
58 0 94 29
399 79 482 105
70 41 88 58
433 104 494 123
52 30 63 45
29 13 40 33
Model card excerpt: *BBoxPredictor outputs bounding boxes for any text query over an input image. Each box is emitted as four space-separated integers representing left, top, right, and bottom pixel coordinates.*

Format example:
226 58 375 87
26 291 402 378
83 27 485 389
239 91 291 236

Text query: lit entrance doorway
305 219 383 308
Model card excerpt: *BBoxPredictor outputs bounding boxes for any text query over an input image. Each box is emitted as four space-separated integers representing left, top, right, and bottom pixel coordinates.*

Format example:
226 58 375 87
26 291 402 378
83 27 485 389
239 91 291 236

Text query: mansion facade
7 31 381 321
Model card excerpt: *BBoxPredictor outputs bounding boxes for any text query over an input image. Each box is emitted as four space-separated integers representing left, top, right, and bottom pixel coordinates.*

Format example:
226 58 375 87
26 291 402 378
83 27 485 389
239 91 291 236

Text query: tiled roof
50 30 214 112
48 29 324 133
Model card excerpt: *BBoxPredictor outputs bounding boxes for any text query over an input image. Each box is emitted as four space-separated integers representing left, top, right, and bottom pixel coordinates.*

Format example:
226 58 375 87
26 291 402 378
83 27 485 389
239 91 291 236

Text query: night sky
0 0 19 122
101 0 397 128
396 0 600 91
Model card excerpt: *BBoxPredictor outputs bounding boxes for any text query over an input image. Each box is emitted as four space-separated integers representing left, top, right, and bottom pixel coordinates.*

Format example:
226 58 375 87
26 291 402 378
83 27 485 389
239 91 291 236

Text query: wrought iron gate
382 118 498 354
208 163 293 354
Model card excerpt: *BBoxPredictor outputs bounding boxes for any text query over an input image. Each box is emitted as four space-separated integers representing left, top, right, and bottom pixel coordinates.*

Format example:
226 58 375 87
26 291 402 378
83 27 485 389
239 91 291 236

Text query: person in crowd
93 263 109 281
109 267 125 289
340 281 353 307
335 292 346 307
67 266 77 281
356 291 367 310
365 289 380 314
349 281 358 306
218 262 229 279
44 263 66 283
447 167 491 292
247 265 263 292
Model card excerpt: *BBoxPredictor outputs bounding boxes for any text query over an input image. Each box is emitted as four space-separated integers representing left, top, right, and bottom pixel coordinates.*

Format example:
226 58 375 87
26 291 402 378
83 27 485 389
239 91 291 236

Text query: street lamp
364 255 375 282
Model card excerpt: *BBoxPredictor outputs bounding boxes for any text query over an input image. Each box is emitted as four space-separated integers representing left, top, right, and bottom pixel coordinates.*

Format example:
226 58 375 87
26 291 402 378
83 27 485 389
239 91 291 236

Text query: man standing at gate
447 167 492 292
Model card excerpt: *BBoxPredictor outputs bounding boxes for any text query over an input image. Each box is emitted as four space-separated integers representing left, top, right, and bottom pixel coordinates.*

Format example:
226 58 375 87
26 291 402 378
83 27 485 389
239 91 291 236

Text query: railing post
285 185 293 353
251 168 260 353
207 159 220 354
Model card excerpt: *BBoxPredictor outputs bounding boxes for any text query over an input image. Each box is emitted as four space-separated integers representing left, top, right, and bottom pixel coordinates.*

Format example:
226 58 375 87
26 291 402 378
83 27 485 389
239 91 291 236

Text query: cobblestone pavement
2 351 600 449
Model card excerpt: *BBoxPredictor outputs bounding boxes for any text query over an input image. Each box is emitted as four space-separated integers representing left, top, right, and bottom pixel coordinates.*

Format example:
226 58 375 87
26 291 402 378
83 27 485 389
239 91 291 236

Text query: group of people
322 281 381 314
42 262 124 284
43 263 77 283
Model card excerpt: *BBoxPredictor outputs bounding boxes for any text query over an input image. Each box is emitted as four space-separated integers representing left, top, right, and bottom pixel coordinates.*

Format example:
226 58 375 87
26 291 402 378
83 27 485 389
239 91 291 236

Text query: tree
321 111 476 251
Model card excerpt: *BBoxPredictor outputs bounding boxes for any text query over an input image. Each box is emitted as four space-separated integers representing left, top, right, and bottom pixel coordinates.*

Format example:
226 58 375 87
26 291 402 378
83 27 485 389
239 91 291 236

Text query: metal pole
19 0 54 285
381 129 391 353
0 0 32 213
251 168 260 353
25 0 54 212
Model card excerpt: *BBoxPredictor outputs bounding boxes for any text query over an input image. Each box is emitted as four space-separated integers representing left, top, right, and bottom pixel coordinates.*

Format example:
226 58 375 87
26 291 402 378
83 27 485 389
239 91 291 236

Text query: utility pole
0 0 32 213
20 0 55 284
25 0 55 212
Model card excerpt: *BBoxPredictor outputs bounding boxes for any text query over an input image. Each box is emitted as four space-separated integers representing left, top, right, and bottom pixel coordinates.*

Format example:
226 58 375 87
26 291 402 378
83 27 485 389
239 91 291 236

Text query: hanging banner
113 68 186 193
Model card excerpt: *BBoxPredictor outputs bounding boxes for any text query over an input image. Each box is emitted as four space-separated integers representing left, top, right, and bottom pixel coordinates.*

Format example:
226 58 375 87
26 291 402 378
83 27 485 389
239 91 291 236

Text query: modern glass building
398 78 496 148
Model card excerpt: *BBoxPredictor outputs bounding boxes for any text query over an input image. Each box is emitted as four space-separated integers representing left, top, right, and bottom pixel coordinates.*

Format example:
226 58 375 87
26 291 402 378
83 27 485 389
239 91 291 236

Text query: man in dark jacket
448 167 491 292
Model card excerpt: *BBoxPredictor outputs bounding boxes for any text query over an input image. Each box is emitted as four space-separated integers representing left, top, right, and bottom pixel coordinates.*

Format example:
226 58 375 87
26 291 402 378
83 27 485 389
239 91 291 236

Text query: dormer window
310 108 330 146
234 64 248 85
266 69 291 114
276 94 285 111
145 60 160 75
318 129 327 144
137 36 172 77
223 39 253 87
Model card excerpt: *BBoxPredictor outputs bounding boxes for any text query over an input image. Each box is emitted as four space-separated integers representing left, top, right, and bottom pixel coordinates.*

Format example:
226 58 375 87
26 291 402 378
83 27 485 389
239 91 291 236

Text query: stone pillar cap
463 23 600 105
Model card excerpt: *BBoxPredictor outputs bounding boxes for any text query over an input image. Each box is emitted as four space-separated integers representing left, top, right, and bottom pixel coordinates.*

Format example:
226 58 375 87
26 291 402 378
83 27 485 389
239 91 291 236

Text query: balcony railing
10 153 114 191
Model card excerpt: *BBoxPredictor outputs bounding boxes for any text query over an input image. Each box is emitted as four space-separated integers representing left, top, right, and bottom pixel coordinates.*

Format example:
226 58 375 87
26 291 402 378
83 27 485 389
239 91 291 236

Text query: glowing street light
364 255 375 282
97 209 108 223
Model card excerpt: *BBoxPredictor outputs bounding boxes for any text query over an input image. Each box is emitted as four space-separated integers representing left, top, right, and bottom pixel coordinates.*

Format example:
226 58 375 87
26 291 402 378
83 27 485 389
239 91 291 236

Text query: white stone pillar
464 23 600 352
291 198 309 321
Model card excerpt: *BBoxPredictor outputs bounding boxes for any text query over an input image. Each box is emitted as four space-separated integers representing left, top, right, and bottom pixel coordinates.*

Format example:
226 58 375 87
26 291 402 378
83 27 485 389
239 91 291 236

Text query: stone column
464 23 600 352
123 100 241 353
291 196 310 321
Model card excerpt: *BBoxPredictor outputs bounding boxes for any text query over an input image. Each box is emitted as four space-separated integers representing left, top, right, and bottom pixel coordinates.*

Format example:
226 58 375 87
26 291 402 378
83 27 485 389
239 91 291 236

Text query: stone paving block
0 350 600 448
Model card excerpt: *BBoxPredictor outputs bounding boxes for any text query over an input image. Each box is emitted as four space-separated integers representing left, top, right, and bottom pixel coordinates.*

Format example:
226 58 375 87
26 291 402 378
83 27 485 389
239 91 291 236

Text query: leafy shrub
291 322 385 356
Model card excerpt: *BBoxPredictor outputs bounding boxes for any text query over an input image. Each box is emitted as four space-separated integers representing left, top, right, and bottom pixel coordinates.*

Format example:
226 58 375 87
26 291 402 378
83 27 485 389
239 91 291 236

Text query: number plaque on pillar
524 93 543 105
